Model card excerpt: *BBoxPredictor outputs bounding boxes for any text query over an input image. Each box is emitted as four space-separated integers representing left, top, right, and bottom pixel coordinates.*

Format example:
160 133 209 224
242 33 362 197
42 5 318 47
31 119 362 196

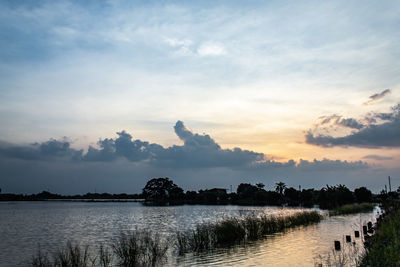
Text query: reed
112 230 168 267
329 203 374 216
31 231 168 267
175 210 322 253
32 212 322 265
32 242 95 267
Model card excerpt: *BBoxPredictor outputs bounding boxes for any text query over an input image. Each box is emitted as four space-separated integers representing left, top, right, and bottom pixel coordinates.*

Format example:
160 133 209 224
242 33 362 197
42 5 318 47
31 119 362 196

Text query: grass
328 203 375 216
359 201 400 267
32 242 94 267
31 231 169 267
113 230 168 267
176 210 322 254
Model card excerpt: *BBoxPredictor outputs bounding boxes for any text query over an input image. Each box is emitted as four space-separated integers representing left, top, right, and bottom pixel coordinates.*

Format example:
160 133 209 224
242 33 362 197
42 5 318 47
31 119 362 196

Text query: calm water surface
0 202 379 266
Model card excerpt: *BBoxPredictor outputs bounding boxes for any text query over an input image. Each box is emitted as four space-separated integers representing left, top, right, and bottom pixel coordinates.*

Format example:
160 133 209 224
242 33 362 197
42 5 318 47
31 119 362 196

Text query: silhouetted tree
142 177 183 201
197 188 228 203
284 187 300 206
275 182 286 195
237 183 259 199
354 187 372 203
300 189 315 207
185 190 198 202
256 183 265 189
318 184 353 209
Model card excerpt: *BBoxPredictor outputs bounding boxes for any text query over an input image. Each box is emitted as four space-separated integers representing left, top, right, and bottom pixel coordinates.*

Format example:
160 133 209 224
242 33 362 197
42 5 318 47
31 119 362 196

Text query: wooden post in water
334 240 341 250
363 225 368 235
367 222 373 230
346 235 351 242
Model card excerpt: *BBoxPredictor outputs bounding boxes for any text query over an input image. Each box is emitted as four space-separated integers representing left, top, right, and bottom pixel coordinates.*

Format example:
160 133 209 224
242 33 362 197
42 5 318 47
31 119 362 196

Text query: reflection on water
0 202 378 266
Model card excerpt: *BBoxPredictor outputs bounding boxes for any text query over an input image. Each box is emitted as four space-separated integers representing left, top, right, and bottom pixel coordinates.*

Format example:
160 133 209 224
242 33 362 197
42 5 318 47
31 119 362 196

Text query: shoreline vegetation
32 211 322 267
359 200 400 267
328 203 375 216
2 177 393 211
316 200 400 267
32 231 169 267
176 211 322 254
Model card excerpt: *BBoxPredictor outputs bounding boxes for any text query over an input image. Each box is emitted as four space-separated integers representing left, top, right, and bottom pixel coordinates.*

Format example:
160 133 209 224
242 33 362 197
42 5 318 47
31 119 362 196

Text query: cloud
306 104 400 148
164 38 193 55
0 121 366 172
320 115 364 129
0 139 83 161
363 89 391 105
157 121 264 168
71 121 263 168
362 154 393 160
196 42 226 56
0 121 378 194
164 38 226 57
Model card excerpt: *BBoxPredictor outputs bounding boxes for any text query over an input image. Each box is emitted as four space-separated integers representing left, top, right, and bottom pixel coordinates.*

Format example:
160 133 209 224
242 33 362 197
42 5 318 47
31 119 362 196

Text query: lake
0 202 379 266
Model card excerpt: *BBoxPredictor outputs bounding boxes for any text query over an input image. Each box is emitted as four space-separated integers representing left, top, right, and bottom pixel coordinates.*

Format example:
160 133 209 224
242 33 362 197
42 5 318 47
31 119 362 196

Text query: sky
0 0 399 194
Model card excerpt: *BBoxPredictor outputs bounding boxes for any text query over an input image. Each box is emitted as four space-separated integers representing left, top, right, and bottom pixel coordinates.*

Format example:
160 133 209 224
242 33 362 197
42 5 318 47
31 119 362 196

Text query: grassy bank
328 203 375 216
32 231 169 267
176 210 322 254
360 201 400 267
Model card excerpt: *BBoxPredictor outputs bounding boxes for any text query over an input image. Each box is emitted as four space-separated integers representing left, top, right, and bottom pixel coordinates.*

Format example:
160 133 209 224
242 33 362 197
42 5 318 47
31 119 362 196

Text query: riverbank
360 200 400 267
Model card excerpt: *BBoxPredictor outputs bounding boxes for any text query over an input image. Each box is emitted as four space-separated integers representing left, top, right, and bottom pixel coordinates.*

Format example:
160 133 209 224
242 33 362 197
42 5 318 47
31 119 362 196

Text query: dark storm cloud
306 119 400 148
307 104 400 148
84 121 263 168
156 121 264 168
84 131 164 162
0 139 83 161
363 89 391 105
362 155 393 160
0 121 366 172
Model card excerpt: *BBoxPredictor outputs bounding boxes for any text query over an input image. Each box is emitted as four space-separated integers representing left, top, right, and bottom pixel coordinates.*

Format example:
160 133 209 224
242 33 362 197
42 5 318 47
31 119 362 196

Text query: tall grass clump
113 230 169 267
176 223 216 254
176 210 322 254
98 245 112 267
55 242 93 267
31 231 168 267
32 242 95 267
32 248 52 267
329 203 375 216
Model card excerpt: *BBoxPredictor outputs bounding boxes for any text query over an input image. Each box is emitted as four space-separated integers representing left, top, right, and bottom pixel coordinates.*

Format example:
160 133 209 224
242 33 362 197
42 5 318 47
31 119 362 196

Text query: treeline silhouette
141 177 387 209
1 177 398 209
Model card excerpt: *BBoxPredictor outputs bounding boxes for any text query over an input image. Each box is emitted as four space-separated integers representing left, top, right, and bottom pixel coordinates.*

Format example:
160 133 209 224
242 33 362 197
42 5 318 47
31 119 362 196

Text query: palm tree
275 182 286 195
256 183 265 190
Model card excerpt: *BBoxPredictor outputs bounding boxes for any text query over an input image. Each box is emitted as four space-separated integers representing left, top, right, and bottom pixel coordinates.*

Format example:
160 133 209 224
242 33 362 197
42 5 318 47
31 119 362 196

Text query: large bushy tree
237 183 259 199
142 177 184 201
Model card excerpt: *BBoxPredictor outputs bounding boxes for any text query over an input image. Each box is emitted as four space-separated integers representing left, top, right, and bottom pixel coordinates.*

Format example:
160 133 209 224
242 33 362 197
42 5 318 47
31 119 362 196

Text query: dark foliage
354 187 372 203
142 177 184 202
